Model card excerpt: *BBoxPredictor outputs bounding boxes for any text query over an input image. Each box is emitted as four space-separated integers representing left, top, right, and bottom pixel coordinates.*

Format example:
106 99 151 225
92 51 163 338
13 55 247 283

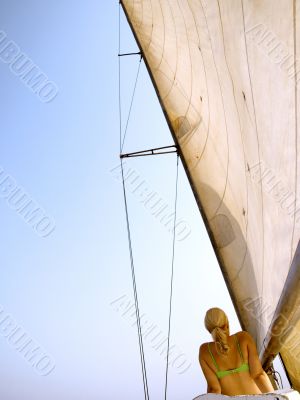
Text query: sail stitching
157 0 178 101
176 0 196 146
186 0 211 167
156 0 167 73
200 0 230 217
240 0 266 313
216 0 249 278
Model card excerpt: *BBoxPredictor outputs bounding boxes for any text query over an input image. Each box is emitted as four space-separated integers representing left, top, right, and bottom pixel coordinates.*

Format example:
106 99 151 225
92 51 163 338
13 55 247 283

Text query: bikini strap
207 343 219 371
234 334 244 362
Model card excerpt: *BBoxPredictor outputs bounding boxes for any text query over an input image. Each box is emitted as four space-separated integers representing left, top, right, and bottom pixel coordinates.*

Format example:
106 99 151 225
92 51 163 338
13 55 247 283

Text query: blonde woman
199 308 274 395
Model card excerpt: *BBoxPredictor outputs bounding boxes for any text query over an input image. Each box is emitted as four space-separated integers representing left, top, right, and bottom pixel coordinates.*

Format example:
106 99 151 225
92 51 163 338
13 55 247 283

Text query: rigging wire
278 353 293 388
275 370 284 389
266 364 284 390
118 4 149 399
118 3 142 153
164 154 179 400
119 4 180 399
121 56 142 152
120 159 150 400
118 2 122 152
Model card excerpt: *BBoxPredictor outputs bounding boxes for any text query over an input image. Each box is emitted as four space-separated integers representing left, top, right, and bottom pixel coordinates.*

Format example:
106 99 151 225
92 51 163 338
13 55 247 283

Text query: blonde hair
204 308 229 354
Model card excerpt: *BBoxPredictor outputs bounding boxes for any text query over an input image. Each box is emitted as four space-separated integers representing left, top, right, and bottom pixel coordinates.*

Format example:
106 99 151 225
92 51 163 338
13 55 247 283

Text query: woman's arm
199 344 221 394
253 371 274 393
244 332 274 393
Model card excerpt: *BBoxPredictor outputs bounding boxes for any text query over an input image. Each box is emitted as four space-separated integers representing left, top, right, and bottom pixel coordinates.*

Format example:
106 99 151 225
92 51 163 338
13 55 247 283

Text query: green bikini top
207 334 249 379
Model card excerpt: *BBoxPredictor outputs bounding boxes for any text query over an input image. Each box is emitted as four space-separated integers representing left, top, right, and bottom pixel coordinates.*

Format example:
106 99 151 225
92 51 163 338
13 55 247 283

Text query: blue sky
0 1 288 399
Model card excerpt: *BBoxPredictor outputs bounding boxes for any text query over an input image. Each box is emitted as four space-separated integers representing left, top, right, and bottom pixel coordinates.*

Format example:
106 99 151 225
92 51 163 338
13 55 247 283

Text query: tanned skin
199 328 274 395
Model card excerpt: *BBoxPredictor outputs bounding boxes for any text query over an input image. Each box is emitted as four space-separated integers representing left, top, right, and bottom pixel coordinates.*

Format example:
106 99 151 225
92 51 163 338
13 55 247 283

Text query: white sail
121 0 300 390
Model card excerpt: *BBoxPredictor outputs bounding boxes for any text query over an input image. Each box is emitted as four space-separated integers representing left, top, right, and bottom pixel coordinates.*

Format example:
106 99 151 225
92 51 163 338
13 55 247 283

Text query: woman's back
200 331 262 395
200 307 273 395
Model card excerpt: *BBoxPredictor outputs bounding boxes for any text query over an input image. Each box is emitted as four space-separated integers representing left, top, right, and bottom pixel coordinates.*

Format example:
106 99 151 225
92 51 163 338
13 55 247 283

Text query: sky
0 1 289 399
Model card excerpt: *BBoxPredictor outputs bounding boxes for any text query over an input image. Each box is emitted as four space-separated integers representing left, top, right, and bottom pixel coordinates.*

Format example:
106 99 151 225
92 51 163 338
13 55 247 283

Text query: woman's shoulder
234 330 254 342
199 341 213 356
235 330 248 337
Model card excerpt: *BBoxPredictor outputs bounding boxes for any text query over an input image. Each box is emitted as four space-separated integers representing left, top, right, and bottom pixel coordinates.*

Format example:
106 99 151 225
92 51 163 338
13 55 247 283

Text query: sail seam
145 0 154 52
176 0 194 136
200 0 230 217
241 0 266 330
159 0 179 101
156 0 167 74
216 0 249 278
186 0 211 167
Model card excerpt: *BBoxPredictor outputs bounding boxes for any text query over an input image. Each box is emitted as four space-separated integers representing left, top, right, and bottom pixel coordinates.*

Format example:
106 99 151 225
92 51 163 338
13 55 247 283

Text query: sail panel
121 0 300 387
